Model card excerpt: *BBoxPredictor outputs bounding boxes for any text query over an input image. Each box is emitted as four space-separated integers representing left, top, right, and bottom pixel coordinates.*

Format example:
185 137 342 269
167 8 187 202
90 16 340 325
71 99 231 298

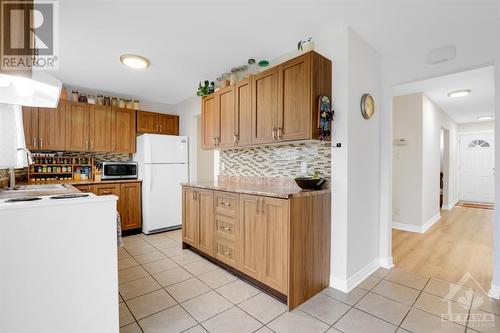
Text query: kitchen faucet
7 148 34 190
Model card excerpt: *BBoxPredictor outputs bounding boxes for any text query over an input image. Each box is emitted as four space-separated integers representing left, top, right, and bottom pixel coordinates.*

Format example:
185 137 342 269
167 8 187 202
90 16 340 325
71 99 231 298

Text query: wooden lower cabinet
74 181 142 231
197 189 214 256
182 186 330 310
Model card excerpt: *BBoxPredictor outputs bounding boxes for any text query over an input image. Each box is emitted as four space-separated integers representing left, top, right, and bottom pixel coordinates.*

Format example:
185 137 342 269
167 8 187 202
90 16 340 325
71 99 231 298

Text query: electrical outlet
300 161 307 174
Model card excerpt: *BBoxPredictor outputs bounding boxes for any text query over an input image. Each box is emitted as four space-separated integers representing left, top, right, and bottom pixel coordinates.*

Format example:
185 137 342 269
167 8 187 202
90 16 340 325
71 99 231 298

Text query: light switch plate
300 161 307 174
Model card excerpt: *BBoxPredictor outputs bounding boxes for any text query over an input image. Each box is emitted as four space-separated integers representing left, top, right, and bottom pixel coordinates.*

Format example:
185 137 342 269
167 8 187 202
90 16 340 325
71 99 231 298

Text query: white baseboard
330 258 380 293
443 199 458 210
379 257 394 269
392 222 423 233
422 213 441 232
488 284 500 299
392 213 441 234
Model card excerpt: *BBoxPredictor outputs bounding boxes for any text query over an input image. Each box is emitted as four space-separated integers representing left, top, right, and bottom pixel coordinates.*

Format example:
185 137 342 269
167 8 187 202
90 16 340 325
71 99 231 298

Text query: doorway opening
390 65 495 291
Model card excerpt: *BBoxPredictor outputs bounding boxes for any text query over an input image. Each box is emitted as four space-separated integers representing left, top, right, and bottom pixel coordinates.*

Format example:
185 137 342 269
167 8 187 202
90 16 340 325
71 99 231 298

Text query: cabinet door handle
277 127 282 139
222 226 231 232
91 141 94 150
272 128 276 140
256 198 260 212
223 250 230 257
260 198 265 213
221 201 231 207
40 138 43 149
33 138 36 149
233 134 238 145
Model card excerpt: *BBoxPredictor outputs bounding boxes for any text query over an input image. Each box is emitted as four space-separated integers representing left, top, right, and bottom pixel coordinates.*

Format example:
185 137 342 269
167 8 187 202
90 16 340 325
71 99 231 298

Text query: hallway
393 206 493 291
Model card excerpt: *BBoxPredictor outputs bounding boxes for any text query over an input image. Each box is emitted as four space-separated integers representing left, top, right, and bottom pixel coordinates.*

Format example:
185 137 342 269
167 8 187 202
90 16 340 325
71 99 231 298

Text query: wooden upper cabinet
137 111 159 133
112 108 136 153
22 106 39 150
278 53 311 141
201 94 218 149
158 114 179 135
218 86 235 148
197 189 214 256
235 78 252 147
182 187 198 247
119 182 142 230
89 105 113 152
251 67 279 144
38 102 66 151
66 102 90 151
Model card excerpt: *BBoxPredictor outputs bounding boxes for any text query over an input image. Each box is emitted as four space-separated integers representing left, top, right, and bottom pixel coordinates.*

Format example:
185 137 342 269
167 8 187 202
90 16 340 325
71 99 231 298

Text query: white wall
392 93 423 228
458 121 495 133
392 93 458 232
321 27 382 292
173 95 202 182
491 21 500 298
422 95 459 221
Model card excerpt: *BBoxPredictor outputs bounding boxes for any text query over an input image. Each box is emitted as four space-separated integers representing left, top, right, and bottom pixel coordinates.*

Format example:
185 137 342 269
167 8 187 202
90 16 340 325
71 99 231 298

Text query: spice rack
28 156 94 183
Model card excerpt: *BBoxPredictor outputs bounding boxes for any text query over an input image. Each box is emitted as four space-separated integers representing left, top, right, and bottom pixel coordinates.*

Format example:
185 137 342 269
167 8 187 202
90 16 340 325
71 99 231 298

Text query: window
468 139 490 148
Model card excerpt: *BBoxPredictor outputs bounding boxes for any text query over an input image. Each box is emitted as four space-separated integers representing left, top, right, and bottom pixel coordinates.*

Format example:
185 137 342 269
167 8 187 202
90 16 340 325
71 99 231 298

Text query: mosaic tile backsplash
219 141 331 178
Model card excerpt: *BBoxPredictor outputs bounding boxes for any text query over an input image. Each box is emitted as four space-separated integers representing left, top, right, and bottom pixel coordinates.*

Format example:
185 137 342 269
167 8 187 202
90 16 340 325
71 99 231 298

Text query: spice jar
230 68 238 85
71 89 78 102
125 100 134 109
133 100 140 109
248 59 258 75
118 98 125 108
78 94 87 103
104 96 111 106
97 95 104 105
111 97 118 107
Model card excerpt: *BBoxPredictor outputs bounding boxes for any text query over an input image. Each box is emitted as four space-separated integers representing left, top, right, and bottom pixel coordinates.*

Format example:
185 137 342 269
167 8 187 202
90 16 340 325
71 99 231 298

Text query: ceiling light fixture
478 115 494 121
120 54 150 69
448 90 471 98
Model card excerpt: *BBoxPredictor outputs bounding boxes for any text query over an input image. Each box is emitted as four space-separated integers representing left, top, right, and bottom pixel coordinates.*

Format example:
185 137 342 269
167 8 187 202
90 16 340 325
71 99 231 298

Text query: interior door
38 102 66 150
252 67 279 144
459 133 495 203
89 105 113 152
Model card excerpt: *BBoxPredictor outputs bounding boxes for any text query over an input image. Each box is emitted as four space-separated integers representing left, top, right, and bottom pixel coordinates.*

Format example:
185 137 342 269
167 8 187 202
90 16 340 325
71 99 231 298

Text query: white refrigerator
134 134 189 234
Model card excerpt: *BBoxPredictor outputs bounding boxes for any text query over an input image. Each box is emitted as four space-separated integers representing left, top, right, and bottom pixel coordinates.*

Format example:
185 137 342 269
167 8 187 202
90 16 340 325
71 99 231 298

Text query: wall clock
360 93 375 119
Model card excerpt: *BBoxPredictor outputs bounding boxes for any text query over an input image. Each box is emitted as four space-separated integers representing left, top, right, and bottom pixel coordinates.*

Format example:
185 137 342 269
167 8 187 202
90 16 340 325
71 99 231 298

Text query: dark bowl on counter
294 177 326 190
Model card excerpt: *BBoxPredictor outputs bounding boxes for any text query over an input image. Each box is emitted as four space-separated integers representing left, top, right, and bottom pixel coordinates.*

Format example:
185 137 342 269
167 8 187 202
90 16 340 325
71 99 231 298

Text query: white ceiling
393 66 495 124
52 1 500 106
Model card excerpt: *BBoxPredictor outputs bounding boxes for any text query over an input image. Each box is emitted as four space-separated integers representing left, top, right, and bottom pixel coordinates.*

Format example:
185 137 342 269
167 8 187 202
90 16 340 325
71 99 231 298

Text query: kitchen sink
14 184 68 191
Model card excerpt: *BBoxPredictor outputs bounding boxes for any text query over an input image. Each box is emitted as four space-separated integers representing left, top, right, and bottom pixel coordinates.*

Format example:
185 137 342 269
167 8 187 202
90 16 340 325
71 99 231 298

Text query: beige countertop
181 181 330 199
67 179 142 186
0 184 80 200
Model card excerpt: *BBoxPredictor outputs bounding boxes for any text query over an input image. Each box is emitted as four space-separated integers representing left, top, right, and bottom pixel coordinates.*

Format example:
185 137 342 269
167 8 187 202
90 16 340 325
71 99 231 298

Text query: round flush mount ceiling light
448 90 471 98
120 54 150 69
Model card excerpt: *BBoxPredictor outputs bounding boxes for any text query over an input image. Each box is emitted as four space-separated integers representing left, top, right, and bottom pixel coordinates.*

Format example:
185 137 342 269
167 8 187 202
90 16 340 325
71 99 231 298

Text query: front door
459 132 495 203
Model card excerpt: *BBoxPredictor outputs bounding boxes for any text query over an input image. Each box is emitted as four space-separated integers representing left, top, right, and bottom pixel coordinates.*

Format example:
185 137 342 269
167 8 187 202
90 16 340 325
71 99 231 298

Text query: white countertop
0 192 117 210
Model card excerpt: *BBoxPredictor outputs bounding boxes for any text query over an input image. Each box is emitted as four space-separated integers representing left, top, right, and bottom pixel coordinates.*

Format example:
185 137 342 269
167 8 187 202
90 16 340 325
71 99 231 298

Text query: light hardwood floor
393 206 493 291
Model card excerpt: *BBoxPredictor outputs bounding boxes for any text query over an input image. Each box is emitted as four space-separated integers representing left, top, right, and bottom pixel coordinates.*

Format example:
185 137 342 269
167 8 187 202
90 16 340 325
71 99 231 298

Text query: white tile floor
118 230 500 333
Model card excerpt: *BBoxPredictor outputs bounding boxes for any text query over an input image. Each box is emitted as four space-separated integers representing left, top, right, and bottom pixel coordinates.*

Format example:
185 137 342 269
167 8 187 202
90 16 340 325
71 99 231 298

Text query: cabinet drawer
215 215 236 241
214 191 238 217
215 238 238 268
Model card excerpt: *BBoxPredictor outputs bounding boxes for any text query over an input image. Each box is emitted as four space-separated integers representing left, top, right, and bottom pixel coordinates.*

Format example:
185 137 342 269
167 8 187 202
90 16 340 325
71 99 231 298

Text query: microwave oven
101 161 138 180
